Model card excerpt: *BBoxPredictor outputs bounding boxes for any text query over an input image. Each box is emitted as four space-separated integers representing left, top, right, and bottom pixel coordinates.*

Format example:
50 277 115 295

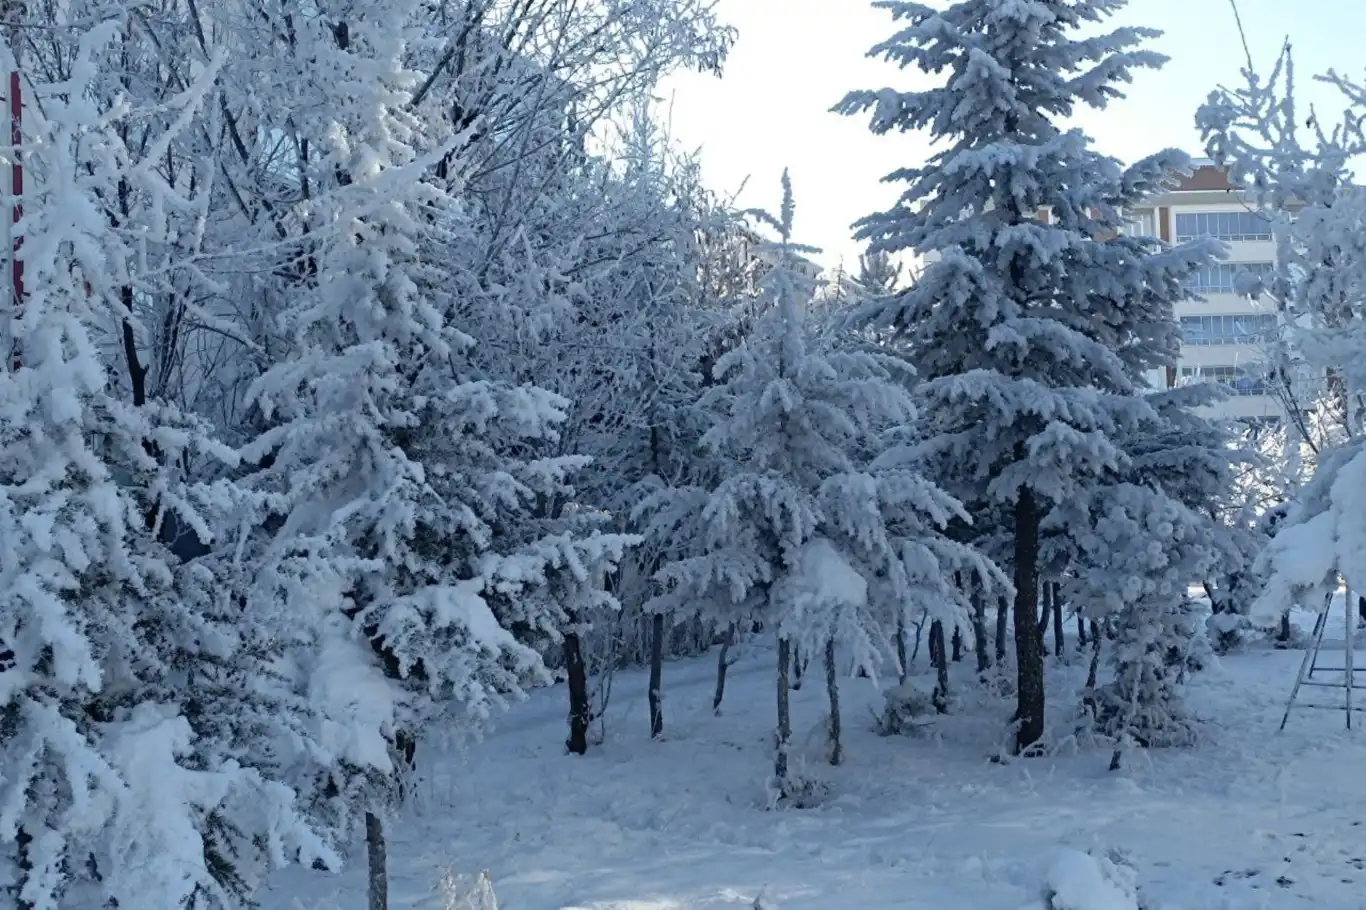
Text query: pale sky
659 0 1363 271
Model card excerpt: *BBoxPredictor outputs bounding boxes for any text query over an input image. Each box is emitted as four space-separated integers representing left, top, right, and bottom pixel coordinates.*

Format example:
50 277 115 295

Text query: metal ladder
1279 589 1366 730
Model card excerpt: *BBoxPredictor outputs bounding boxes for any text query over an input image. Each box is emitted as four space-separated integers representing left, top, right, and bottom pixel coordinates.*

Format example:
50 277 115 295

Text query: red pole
8 66 20 371
5 0 19 371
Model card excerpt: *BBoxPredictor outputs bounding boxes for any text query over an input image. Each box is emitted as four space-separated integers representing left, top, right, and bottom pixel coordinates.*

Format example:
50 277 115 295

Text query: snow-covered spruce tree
0 26 338 910
234 6 634 899
654 174 987 795
836 0 1216 753
1050 383 1243 767
1199 46 1366 627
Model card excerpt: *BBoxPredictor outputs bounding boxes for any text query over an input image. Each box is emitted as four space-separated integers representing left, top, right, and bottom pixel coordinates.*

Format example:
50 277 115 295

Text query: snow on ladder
1279 588 1366 730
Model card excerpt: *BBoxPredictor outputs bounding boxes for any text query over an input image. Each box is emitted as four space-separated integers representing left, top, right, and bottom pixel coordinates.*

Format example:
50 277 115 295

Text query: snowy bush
764 757 829 811
436 870 500 910
874 683 938 736
1043 848 1152 910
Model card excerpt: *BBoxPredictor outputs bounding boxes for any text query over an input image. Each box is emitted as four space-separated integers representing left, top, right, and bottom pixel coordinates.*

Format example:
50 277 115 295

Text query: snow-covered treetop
836 0 1181 259
836 0 1218 513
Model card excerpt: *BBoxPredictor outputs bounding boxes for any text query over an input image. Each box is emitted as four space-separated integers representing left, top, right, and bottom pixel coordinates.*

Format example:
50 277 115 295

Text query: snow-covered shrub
438 870 500 910
874 683 938 736
1043 848 1151 910
1091 594 1204 753
764 757 829 811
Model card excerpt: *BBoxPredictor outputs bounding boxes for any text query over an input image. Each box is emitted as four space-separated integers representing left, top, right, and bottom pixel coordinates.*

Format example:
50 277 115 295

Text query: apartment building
913 159 1295 425
1121 160 1287 424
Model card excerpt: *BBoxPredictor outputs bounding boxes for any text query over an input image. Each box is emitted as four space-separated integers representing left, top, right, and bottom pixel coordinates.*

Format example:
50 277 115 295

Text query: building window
1180 314 1278 346
1184 261 1274 295
1179 364 1270 396
1121 210 1156 237
1174 211 1273 242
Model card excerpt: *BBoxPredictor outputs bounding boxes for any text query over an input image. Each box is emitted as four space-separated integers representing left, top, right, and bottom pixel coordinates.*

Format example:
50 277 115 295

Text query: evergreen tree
0 27 333 908
1051 384 1242 766
234 6 633 889
653 174 986 797
837 0 1214 753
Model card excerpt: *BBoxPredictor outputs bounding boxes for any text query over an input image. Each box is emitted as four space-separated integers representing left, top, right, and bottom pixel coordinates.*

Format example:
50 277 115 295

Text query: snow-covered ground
265 605 1366 910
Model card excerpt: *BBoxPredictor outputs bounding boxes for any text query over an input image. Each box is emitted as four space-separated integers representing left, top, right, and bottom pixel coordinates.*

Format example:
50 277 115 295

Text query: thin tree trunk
1086 622 1102 690
15 826 33 910
648 611 665 739
394 729 417 803
775 637 792 787
713 622 735 714
824 637 842 766
1279 610 1292 644
896 614 909 683
1052 582 1065 659
791 642 803 690
1077 613 1088 649
564 625 590 755
1038 579 1052 655
366 812 388 910
951 625 963 662
995 596 1008 663
931 620 950 713
972 579 991 675
1013 485 1046 754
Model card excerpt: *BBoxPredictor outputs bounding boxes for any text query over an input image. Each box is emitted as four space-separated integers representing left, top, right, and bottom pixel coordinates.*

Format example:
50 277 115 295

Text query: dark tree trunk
713 622 735 714
931 620 950 713
648 611 665 739
791 642 803 691
1038 580 1052 655
366 811 388 910
394 729 417 802
824 638 842 766
1052 583 1065 659
564 626 590 755
951 625 963 662
1086 622 1102 690
15 825 33 910
1012 486 1046 754
1279 610 1293 644
896 614 909 683
996 596 1008 663
775 637 792 786
971 578 991 675
1077 613 1088 649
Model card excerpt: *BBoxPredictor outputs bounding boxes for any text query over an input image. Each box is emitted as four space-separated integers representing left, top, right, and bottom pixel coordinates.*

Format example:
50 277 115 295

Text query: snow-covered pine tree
855 249 902 299
653 174 987 796
1050 382 1243 767
0 25 336 909
836 0 1216 753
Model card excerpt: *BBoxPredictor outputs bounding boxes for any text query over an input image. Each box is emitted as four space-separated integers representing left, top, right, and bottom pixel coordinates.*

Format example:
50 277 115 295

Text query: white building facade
1123 161 1290 425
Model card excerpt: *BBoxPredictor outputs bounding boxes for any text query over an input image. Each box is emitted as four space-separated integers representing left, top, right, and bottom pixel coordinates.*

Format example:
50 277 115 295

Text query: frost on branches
653 174 986 798
1199 45 1366 622
1048 382 1244 766
0 26 334 910
236 1 631 838
836 0 1217 753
